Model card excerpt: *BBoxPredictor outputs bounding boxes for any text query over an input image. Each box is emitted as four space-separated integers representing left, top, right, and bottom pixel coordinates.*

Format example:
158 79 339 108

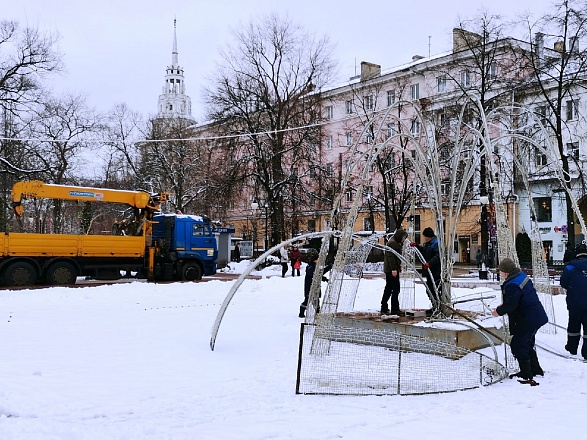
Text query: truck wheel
45 262 78 285
2 261 39 287
181 263 202 281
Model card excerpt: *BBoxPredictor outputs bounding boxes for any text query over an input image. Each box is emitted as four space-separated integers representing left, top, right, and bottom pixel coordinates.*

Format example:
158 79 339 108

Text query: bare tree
22 94 103 233
0 20 62 111
204 14 337 245
522 0 587 247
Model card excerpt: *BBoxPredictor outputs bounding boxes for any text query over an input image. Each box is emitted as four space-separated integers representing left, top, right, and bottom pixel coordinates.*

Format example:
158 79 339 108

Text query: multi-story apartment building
194 28 587 265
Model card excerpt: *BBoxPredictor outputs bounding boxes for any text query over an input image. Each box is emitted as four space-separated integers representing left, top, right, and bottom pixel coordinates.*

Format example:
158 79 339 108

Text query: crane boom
11 180 167 218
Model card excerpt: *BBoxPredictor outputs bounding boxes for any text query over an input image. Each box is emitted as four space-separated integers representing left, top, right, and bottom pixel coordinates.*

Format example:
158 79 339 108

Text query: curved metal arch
210 231 338 351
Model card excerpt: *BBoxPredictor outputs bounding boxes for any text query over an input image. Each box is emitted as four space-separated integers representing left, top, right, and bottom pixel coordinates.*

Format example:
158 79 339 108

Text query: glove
423 262 430 270
409 241 417 247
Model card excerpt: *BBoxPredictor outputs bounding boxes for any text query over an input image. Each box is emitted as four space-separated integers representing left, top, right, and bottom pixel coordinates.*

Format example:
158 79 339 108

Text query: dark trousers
510 329 538 362
567 307 587 357
381 273 400 311
425 275 441 310
291 263 300 276
281 262 288 277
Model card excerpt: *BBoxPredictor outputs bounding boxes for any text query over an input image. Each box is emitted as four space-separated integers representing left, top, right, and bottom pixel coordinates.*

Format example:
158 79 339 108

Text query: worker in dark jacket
299 253 331 318
381 229 408 314
560 245 587 360
492 258 548 383
410 227 441 312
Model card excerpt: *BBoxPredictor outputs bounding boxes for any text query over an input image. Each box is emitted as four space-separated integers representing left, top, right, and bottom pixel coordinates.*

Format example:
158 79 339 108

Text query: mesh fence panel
297 324 508 395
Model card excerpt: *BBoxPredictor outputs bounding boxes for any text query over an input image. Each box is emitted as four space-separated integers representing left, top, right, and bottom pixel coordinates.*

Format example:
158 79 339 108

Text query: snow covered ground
0 261 584 439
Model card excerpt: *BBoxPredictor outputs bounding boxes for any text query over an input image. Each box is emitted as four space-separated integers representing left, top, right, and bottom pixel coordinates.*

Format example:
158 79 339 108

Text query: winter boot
565 335 580 355
510 359 533 380
380 305 390 314
530 349 544 376
299 305 306 318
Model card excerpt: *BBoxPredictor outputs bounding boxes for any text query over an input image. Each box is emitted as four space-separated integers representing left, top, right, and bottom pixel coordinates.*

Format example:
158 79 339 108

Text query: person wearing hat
299 253 331 318
492 257 548 383
381 229 408 315
560 244 587 360
410 227 441 312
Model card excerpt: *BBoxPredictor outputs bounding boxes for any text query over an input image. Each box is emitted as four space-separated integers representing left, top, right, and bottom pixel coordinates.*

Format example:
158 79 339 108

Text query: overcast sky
6 0 556 121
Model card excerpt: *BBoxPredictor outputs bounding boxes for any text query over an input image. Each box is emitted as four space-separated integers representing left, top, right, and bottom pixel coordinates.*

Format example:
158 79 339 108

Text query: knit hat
422 227 435 238
393 229 408 241
498 258 518 274
575 244 587 258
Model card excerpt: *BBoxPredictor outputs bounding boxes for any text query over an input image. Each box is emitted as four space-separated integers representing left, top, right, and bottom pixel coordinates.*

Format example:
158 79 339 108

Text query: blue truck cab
152 214 218 281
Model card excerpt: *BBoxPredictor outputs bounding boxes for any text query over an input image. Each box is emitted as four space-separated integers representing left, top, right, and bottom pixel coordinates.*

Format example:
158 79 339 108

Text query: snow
1 261 585 439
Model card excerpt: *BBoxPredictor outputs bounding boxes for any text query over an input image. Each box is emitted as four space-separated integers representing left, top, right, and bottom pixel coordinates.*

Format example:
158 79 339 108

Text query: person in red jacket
289 246 301 277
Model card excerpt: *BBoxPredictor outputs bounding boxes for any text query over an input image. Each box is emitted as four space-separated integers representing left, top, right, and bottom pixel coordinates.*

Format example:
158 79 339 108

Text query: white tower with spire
156 19 193 121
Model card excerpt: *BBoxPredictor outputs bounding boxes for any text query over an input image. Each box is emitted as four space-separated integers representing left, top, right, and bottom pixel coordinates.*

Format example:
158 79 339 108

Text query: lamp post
263 203 269 251
251 200 259 256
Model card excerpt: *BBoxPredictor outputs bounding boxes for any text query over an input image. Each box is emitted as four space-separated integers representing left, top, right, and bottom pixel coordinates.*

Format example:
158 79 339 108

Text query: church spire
156 19 193 122
172 18 178 67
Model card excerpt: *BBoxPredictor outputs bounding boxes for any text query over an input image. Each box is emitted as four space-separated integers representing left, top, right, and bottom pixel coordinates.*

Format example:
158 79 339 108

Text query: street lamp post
263 203 269 251
251 200 258 256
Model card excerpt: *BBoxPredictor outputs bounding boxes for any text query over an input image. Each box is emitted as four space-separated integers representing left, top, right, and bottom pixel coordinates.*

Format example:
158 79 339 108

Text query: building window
410 119 420 135
536 105 548 125
437 76 446 93
326 163 333 176
345 100 353 114
535 148 547 166
566 100 578 121
387 90 396 106
437 111 445 126
363 132 374 144
307 219 316 232
411 83 419 100
567 141 580 159
346 131 353 146
364 95 374 110
309 166 317 178
534 197 552 222
326 135 333 150
486 62 497 79
325 105 333 120
387 123 396 138
460 70 471 87
345 190 353 202
363 216 372 231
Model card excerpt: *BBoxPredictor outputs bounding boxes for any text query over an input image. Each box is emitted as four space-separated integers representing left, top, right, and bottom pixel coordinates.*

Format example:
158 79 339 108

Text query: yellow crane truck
0 180 217 287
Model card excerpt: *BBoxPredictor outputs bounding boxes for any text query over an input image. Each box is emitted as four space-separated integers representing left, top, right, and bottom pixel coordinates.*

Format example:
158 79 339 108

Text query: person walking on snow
492 258 548 384
299 253 331 318
290 246 301 277
279 245 289 278
381 229 408 314
560 244 587 360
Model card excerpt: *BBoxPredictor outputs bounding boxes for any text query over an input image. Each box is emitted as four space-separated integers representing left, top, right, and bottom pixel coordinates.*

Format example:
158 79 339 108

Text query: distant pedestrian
476 248 482 268
299 253 331 318
232 242 241 262
560 244 587 360
290 246 301 277
381 229 408 314
492 258 548 384
279 245 289 277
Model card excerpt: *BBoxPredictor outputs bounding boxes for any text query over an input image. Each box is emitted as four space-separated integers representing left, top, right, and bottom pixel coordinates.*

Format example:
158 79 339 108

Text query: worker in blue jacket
492 258 548 383
299 253 331 318
560 245 587 360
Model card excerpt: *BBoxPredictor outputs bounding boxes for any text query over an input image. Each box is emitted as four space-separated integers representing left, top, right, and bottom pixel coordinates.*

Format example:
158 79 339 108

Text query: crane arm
12 180 167 218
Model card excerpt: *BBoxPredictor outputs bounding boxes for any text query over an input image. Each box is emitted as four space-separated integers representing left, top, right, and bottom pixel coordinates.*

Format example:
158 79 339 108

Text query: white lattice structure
212 97 581 395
